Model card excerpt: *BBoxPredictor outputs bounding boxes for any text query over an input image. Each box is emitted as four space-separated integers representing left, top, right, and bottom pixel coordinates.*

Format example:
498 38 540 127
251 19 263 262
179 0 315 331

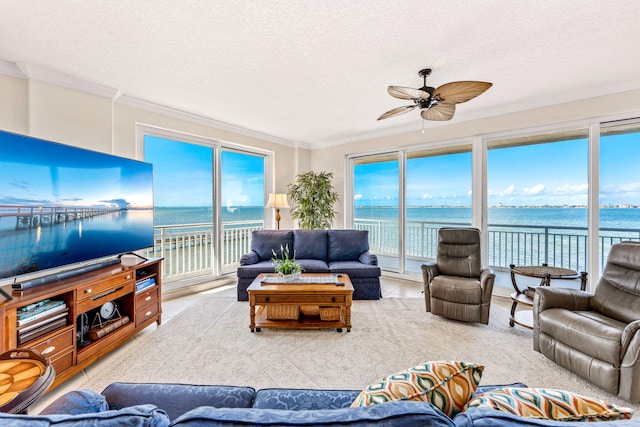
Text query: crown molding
0 59 26 79
0 59 307 149
116 94 308 149
15 62 120 99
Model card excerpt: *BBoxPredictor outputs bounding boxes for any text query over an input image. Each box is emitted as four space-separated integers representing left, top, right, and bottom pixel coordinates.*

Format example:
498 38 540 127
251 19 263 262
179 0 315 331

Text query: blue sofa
5 382 639 426
236 229 382 301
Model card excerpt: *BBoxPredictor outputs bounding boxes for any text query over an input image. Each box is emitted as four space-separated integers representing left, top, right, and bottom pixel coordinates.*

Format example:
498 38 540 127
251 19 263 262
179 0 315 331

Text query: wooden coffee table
247 273 353 333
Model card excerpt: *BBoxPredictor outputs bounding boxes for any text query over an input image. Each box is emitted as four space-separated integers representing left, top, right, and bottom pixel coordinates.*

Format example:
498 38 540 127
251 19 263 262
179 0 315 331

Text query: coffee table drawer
255 294 346 304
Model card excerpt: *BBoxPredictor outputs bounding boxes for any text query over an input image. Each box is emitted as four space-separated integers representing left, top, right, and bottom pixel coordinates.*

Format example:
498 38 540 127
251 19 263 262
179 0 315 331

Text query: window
599 121 640 271
487 130 589 283
405 145 472 273
142 130 268 287
352 154 400 270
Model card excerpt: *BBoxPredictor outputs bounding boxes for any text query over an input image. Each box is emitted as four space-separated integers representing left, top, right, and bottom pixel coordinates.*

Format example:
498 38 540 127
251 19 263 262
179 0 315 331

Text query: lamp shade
265 193 290 209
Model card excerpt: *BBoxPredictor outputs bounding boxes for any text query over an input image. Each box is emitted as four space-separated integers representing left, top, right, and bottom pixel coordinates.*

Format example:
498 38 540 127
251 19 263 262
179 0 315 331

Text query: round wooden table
508 264 587 329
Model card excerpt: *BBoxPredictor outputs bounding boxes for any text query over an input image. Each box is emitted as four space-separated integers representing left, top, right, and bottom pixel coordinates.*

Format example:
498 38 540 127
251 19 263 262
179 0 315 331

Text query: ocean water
154 206 640 230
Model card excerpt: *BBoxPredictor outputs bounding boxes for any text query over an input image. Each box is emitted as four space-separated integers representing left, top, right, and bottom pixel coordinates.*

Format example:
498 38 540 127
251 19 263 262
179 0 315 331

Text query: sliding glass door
143 132 267 285
599 121 640 273
352 154 401 270
405 145 472 273
486 130 589 287
220 150 265 273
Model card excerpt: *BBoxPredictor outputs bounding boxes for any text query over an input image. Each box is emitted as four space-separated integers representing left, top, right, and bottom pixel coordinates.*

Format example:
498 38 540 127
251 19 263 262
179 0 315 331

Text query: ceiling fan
377 68 492 121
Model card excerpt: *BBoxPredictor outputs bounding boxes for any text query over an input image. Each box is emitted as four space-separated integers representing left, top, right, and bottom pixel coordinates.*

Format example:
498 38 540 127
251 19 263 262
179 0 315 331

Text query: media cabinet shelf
0 257 163 390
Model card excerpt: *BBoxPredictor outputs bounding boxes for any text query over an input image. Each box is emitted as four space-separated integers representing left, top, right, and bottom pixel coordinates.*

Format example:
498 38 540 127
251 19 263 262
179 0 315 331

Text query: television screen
0 130 154 284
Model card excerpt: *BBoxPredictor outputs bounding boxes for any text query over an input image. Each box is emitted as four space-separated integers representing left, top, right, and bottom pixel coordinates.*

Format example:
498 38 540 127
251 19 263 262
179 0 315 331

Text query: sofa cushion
328 230 370 262
253 388 360 410
295 259 330 273
39 389 109 415
293 230 328 261
170 400 455 426
251 230 294 261
538 308 625 366
328 261 380 278
351 361 484 418
1 404 169 426
431 276 482 304
463 387 633 422
102 382 256 421
236 261 277 278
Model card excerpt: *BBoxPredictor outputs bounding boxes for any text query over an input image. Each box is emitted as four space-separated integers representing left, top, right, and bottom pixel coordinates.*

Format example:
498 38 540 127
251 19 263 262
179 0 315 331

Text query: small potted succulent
271 244 304 282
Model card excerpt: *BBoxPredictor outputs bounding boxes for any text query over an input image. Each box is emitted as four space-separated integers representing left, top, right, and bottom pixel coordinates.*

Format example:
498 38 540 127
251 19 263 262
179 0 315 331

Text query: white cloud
602 182 640 193
523 184 545 195
421 194 433 199
353 194 363 200
488 184 516 197
553 183 588 195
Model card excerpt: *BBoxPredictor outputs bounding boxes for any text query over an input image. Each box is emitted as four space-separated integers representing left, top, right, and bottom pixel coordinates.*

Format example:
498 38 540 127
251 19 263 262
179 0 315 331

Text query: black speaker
76 313 91 348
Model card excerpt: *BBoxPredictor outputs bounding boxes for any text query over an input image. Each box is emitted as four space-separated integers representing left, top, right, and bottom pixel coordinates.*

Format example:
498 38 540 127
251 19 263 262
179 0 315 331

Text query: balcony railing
143 218 640 284
143 220 263 282
355 218 640 273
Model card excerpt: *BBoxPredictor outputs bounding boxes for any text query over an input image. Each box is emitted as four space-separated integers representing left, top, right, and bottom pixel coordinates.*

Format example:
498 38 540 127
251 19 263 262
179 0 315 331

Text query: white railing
144 218 640 283
355 218 640 272
144 220 263 282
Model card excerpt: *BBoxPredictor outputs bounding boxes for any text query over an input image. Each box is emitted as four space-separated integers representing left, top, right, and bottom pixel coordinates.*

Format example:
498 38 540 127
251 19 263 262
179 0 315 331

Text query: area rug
84 289 638 412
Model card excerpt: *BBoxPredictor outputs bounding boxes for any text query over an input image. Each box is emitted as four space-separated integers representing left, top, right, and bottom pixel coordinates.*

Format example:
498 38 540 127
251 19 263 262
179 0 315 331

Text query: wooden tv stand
0 257 163 390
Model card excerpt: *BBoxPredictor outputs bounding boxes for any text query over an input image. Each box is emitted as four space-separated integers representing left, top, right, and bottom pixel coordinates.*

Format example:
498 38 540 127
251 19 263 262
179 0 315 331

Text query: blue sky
145 132 639 208
354 133 640 207
144 136 264 207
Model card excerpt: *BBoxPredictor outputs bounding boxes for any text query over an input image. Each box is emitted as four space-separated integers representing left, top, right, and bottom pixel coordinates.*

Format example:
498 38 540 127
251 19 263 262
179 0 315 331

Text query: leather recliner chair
533 240 640 403
421 228 495 324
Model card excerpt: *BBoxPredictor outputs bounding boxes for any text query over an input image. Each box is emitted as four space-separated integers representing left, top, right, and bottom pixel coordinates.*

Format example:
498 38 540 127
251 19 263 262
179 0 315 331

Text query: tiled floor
30 275 507 413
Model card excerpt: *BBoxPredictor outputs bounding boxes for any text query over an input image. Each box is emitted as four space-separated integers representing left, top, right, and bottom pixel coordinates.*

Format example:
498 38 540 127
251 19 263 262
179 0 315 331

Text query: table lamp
265 193 289 230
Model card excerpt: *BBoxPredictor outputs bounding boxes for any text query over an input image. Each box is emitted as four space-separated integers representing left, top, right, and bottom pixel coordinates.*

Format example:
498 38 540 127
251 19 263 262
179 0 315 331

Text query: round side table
508 264 587 329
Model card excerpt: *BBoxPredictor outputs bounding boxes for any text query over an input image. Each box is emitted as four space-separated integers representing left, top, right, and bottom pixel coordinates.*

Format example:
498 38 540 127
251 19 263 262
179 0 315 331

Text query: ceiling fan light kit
378 68 492 122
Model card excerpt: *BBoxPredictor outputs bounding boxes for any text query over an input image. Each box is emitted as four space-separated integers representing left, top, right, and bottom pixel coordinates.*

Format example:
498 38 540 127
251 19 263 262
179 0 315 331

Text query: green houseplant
271 244 303 281
287 171 339 229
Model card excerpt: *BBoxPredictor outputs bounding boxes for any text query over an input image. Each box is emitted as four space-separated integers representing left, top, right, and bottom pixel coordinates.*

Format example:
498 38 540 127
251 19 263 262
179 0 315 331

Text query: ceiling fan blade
377 105 417 120
387 86 430 100
421 103 455 121
434 81 492 104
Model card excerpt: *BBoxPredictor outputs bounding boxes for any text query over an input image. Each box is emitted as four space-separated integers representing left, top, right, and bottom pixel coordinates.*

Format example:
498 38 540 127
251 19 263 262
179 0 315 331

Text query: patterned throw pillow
463 387 633 422
351 361 484 418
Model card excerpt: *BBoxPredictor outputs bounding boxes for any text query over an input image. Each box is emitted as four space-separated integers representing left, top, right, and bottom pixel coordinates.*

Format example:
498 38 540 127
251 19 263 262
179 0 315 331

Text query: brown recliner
421 228 495 324
533 240 640 403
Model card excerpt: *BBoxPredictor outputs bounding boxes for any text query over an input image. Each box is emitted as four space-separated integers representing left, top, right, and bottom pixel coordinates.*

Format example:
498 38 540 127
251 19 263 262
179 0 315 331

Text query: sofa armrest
359 251 378 266
239 251 259 265
39 389 108 415
421 262 439 312
534 286 592 313
533 287 592 352
421 262 439 284
479 269 496 304
620 322 640 402
622 320 640 362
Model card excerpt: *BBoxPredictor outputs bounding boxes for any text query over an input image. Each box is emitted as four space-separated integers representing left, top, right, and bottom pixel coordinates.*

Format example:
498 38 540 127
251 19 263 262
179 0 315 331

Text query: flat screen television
0 130 154 287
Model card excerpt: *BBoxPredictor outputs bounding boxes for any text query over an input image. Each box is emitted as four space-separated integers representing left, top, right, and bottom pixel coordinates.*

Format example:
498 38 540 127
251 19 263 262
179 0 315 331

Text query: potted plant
271 244 304 282
287 171 339 229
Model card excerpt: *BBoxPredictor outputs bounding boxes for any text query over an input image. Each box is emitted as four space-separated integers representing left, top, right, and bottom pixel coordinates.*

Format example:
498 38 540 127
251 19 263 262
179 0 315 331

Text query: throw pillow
350 360 484 418
463 387 633 422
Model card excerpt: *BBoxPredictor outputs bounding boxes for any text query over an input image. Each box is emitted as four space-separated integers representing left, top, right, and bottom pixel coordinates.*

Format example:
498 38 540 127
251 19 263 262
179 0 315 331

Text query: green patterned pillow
464 387 633 422
351 361 484 418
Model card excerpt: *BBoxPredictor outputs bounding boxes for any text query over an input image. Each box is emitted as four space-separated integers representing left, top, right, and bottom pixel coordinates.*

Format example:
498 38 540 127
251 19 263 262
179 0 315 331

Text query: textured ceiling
1 1 640 148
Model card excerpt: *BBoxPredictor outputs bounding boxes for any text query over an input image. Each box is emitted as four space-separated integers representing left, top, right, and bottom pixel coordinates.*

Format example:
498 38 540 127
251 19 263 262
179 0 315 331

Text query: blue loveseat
236 229 382 301
6 382 639 426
